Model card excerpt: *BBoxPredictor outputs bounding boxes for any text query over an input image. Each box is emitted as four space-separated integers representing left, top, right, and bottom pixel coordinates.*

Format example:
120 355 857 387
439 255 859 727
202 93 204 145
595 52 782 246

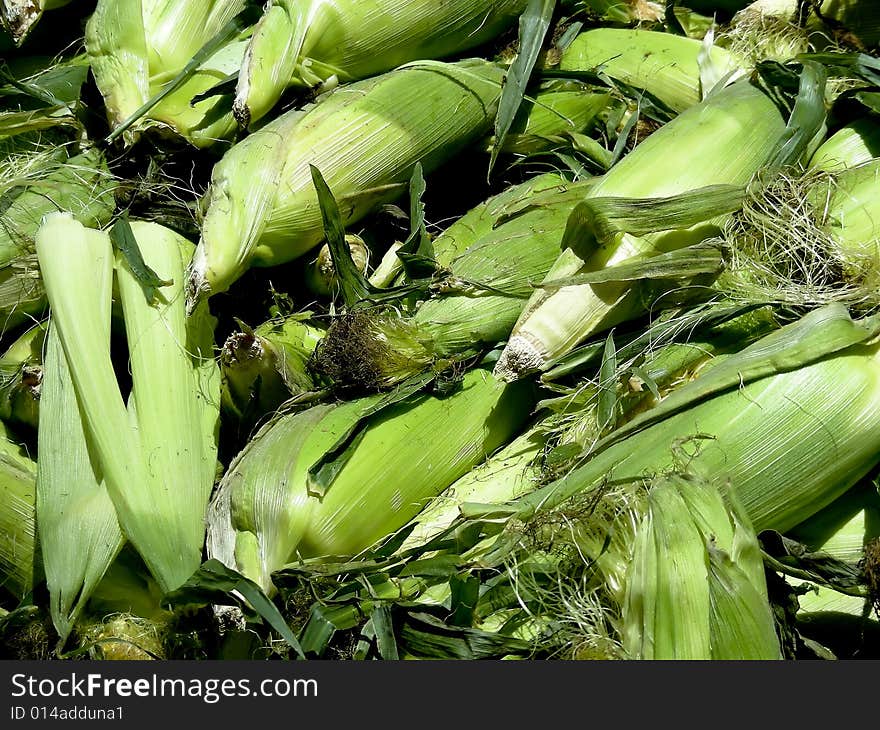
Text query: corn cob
494 79 789 381
85 0 247 147
0 147 117 261
35 217 126 643
485 82 612 158
188 59 507 303
234 0 531 127
558 28 741 113
429 171 575 268
0 146 116 333
791 490 879 599
220 313 324 428
303 234 369 299
808 118 880 171
399 425 548 551
498 304 880 538
207 364 535 593
35 213 220 597
720 157 880 310
813 159 880 259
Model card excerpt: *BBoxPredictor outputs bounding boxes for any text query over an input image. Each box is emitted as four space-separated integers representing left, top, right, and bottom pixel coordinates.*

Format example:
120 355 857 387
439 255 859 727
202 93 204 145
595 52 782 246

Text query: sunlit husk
235 0 529 126
621 474 781 659
208 366 534 592
808 119 880 171
190 60 507 300
35 214 220 597
86 0 247 146
559 28 740 113
0 421 36 601
495 79 789 380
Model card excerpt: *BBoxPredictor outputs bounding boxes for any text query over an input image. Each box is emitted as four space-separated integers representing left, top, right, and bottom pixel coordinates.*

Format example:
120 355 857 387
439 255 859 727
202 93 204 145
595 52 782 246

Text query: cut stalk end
231 98 250 129
494 336 545 382
185 260 209 317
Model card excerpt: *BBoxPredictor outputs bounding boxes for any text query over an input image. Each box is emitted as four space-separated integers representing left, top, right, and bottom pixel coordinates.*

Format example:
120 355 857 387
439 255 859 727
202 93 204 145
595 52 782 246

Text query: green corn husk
0 53 90 121
792 487 880 565
320 448 780 660
813 0 880 48
0 147 117 261
311 172 577 391
207 364 535 593
234 0 530 127
0 255 43 336
449 306 880 658
188 59 508 302
492 305 880 547
550 305 780 449
484 83 612 157
36 222 123 644
0 420 36 601
38 313 124 645
493 79 790 381
346 169 571 293
808 118 880 171
803 160 880 259
395 194 578 357
0 319 46 433
0 104 78 142
402 306 778 551
558 28 742 113
35 213 220 598
0 145 117 333
85 547 167 623
114 221 221 591
620 472 781 659
85 0 248 147
785 485 880 612
220 312 324 427
429 171 574 268
399 425 548 551
1 0 73 46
